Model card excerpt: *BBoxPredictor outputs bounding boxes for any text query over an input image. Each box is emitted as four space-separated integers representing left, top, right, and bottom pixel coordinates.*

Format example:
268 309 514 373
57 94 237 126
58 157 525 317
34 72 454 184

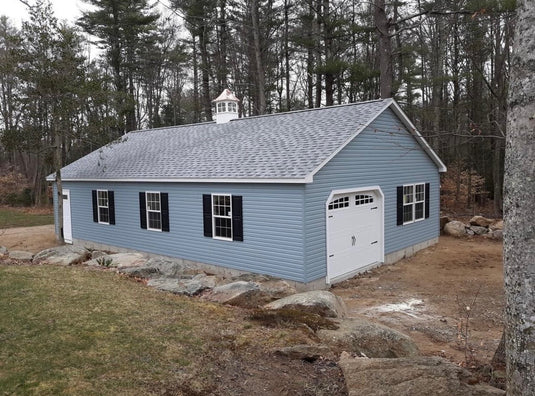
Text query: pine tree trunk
250 0 266 114
374 0 392 99
54 124 64 243
504 0 535 393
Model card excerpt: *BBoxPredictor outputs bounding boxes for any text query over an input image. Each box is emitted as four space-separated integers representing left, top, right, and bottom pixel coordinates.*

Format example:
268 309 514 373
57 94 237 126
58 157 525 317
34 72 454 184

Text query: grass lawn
0 264 313 395
0 207 53 228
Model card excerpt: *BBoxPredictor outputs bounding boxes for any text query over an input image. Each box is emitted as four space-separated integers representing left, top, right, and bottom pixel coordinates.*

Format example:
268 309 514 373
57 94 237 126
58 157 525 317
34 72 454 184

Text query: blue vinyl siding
304 108 441 281
62 181 307 282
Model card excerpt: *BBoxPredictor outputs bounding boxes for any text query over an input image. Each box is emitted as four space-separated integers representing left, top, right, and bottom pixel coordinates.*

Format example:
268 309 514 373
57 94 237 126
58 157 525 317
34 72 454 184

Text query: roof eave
49 176 312 184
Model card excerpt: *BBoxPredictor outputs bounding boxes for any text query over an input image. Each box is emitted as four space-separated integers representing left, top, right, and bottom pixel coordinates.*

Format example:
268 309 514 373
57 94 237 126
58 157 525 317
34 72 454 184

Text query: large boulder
264 290 347 318
444 221 468 237
148 274 217 296
470 216 494 228
440 216 450 230
318 317 419 358
118 257 196 279
258 279 297 301
143 257 197 278
470 225 489 235
203 281 264 307
0 246 7 256
489 220 503 231
85 252 146 268
8 250 33 261
339 354 504 396
33 245 89 266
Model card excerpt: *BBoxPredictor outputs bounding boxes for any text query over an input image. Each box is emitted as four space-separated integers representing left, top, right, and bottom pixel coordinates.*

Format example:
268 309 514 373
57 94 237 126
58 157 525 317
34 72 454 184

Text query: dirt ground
1 226 504 391
0 224 57 253
332 236 504 367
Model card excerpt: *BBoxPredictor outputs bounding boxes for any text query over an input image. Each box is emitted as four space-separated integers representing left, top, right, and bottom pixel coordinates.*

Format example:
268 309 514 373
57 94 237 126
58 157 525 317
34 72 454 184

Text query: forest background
0 0 516 215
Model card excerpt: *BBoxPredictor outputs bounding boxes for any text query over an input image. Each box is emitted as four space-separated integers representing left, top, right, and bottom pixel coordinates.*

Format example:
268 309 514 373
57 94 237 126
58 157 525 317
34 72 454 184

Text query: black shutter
92 190 98 222
161 193 170 232
202 194 212 237
108 191 115 225
425 183 430 219
139 192 147 229
396 186 404 226
232 195 243 242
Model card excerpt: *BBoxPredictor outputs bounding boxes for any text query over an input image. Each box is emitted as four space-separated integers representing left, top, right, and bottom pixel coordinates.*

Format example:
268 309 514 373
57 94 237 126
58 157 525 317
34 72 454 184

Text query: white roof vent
213 89 240 124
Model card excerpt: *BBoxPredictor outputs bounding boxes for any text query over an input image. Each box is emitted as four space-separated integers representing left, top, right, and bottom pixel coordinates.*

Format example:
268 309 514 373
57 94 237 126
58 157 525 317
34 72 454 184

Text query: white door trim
62 189 72 244
325 185 384 284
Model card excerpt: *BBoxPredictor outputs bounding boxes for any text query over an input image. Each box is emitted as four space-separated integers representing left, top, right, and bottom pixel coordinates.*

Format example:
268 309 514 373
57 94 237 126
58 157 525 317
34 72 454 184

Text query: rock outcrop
8 250 34 261
33 245 89 266
444 221 468 237
318 317 419 358
264 290 347 318
339 354 505 396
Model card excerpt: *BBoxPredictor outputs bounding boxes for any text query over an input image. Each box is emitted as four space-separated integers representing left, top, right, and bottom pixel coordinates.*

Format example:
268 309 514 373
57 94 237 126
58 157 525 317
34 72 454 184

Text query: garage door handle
371 206 377 210
351 235 356 246
371 241 378 245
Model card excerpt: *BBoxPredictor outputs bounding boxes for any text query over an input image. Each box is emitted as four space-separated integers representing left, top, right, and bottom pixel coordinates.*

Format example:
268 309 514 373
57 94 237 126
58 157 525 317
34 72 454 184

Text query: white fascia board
54 176 312 184
388 100 447 173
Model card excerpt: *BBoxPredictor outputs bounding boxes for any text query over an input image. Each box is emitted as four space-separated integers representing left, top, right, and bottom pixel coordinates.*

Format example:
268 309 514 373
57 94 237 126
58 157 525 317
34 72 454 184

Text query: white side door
62 189 72 244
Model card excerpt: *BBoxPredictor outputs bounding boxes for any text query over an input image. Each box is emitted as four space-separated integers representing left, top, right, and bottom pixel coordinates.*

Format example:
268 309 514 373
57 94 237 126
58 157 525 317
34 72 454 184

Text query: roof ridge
128 98 388 134
229 98 387 123
128 120 216 134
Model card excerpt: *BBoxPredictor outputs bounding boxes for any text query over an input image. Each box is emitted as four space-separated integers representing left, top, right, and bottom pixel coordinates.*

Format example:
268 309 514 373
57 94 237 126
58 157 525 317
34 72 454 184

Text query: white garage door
326 188 383 282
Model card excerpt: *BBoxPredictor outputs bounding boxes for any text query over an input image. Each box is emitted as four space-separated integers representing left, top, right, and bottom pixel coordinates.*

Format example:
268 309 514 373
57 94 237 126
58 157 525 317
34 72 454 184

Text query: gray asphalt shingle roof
56 99 396 182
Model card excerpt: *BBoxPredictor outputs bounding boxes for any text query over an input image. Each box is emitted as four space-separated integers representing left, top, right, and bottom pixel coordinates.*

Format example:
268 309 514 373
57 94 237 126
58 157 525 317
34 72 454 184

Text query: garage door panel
327 189 383 281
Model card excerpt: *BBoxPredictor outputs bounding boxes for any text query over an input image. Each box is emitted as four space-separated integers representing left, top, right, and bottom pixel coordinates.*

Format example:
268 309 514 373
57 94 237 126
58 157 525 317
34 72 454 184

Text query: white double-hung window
212 194 232 240
97 190 109 224
403 183 425 224
146 192 162 231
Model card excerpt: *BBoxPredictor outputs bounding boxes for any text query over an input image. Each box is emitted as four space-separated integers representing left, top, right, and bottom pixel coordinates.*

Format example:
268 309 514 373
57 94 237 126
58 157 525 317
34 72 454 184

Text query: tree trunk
54 124 64 243
284 0 291 111
192 35 200 123
199 27 213 121
374 0 392 99
250 0 266 114
504 0 535 393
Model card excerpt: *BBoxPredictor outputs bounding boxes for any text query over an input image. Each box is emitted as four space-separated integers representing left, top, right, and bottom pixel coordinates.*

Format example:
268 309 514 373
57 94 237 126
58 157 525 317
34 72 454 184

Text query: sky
1 0 89 26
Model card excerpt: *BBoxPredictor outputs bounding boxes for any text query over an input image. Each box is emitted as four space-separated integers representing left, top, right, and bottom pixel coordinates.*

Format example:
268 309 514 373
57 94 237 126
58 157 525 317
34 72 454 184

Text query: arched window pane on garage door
328 196 350 210
355 194 374 206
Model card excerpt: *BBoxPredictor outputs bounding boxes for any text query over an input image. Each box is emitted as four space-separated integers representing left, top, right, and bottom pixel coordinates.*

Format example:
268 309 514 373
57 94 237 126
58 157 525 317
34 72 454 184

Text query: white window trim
216 101 237 114
146 191 162 232
97 189 109 225
402 183 426 225
211 193 233 241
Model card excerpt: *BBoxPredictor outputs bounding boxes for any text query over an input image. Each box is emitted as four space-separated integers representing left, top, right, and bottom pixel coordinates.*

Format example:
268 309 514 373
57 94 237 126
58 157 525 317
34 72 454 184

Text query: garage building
49 91 446 289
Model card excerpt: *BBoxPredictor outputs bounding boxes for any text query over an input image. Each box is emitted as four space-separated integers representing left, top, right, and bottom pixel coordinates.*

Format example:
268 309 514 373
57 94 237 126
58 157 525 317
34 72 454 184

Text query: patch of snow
371 298 425 318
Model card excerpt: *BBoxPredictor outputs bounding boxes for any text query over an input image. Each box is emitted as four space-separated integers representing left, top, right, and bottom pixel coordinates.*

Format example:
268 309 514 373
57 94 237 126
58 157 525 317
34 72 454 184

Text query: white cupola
213 89 240 124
